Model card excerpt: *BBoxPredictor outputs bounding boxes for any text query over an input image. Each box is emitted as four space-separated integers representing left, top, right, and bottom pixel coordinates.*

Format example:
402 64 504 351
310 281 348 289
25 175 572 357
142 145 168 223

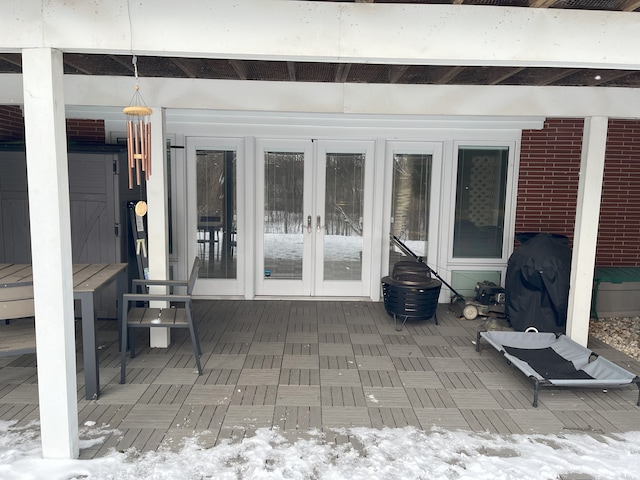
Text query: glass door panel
186 137 243 297
323 152 365 281
263 150 305 280
196 149 237 279
389 153 432 272
315 141 373 297
256 139 313 296
256 139 373 297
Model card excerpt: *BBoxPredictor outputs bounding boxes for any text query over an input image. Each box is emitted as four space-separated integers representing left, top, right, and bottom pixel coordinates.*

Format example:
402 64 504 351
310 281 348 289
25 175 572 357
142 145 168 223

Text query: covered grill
382 261 442 331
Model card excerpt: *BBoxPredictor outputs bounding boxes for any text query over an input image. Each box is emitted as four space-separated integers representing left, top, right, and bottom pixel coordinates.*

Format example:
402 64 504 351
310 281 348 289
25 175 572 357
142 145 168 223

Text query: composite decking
1 300 639 460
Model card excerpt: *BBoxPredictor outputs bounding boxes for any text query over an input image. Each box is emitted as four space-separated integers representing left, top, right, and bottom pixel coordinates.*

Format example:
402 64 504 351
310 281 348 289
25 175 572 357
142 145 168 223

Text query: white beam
1 1 640 70
566 116 608 347
146 107 171 348
22 48 79 459
5 74 640 119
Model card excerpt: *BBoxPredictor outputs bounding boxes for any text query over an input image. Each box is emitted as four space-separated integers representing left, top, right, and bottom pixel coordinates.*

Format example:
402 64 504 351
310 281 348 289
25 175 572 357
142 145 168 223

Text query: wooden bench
0 280 36 357
120 257 203 384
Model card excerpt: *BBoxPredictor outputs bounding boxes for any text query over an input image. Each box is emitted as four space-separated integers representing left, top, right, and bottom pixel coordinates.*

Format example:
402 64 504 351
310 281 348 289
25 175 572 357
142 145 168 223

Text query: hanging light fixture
123 55 152 190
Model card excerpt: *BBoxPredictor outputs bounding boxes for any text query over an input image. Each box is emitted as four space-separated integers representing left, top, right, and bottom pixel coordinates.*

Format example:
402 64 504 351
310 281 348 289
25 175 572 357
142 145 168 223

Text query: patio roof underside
1 0 640 90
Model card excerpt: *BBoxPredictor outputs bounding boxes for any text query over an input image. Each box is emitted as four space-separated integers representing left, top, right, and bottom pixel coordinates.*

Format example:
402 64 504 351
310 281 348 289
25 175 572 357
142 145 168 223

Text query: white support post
146 107 171 347
566 116 608 347
22 48 79 459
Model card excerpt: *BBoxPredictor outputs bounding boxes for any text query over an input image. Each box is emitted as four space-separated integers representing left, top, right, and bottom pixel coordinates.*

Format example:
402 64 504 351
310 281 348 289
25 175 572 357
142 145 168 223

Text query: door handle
317 215 321 233
307 215 312 233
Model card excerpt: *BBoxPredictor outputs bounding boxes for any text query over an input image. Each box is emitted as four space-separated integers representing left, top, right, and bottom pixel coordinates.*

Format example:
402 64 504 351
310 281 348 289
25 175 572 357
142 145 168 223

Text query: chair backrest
187 257 200 295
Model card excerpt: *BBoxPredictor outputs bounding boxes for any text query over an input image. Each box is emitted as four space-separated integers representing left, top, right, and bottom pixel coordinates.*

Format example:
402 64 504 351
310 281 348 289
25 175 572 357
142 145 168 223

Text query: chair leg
186 308 203 375
120 311 128 384
130 328 136 358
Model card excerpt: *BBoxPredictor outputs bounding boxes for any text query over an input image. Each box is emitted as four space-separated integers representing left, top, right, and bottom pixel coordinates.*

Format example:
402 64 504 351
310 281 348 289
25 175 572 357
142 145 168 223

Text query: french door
255 139 374 297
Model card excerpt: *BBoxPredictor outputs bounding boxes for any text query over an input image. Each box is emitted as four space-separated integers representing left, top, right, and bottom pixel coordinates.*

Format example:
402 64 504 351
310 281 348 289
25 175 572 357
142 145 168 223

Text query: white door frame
186 136 245 296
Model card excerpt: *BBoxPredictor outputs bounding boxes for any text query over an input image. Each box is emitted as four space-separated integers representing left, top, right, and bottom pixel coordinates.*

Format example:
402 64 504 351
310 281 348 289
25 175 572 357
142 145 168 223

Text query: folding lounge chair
476 330 640 407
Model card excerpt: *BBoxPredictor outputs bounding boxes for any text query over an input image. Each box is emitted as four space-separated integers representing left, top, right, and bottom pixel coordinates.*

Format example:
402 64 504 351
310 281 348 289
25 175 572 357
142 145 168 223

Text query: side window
453 146 508 258
389 152 432 271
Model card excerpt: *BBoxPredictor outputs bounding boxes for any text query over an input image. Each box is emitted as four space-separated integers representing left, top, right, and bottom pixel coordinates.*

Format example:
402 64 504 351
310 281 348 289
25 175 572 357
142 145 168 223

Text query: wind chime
123 55 152 191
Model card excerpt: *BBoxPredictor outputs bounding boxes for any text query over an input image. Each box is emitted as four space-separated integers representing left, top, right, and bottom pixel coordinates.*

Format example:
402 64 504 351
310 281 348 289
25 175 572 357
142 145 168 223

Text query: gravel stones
589 316 640 361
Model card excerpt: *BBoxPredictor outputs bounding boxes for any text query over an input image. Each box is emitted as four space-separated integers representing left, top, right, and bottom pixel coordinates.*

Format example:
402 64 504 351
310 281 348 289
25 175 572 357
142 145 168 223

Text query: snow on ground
1 420 640 480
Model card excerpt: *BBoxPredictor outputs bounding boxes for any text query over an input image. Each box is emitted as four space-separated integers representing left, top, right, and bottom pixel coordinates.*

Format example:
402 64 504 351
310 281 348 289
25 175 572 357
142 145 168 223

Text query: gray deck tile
506 410 566 434
398 371 444 389
489 389 539 410
205 354 247 369
185 385 235 405
414 408 470 431
385 345 425 357
322 406 371 428
406 388 457 409
448 389 503 410
391 356 434 372
204 368 242 385
285 332 318 344
279 368 321 386
318 343 354 356
282 355 320 369
273 406 322 430
354 355 395 371
349 333 384 345
0 367 37 384
120 404 180 429
319 355 357 369
321 386 367 407
420 345 458 358
0 384 38 404
283 343 319 355
437 371 485 390
318 323 349 334
222 405 275 429
319 332 351 343
352 344 388 356
359 369 403 388
152 368 200 385
276 385 321 406
348 324 379 335
231 385 277 405
367 407 420 429
237 368 280 385
243 355 283 369
2 299 639 459
427 357 471 372
247 342 284 356
363 387 411 408
320 369 362 386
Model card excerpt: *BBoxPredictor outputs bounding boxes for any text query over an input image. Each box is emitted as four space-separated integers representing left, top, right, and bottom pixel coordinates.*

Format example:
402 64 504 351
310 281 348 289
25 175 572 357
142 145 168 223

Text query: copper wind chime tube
123 55 152 189
124 99 152 189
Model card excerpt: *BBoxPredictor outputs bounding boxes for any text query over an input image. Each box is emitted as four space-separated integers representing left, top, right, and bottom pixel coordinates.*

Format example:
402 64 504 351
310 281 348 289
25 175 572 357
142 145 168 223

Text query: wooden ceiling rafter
170 58 199 79
229 60 249 80
622 0 640 11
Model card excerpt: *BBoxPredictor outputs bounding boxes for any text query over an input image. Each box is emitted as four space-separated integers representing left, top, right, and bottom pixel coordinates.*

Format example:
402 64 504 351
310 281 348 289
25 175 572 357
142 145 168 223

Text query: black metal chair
120 257 203 384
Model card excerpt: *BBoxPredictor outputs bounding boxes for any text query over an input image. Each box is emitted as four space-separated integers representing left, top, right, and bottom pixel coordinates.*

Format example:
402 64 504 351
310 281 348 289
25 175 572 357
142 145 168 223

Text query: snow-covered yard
2 420 639 480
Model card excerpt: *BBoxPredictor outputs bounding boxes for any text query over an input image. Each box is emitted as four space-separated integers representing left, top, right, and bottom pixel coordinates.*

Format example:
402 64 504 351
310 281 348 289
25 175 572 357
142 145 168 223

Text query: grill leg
394 314 409 331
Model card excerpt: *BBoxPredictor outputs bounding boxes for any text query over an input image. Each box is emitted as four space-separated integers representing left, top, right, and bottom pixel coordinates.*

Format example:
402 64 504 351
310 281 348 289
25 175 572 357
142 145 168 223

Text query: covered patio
1 300 639 459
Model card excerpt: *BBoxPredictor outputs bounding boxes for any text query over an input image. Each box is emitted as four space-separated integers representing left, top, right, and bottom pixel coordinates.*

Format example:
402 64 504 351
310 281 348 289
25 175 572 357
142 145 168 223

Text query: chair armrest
123 293 191 304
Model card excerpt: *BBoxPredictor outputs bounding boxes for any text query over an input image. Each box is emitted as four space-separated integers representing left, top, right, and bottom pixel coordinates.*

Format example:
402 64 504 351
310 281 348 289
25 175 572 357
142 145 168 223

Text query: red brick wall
0 106 105 143
598 120 640 266
0 105 25 141
517 118 583 243
518 118 640 267
66 118 106 143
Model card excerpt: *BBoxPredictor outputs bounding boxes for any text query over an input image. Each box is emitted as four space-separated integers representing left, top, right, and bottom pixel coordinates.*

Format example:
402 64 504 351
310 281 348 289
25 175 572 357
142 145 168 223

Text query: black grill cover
505 234 571 333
